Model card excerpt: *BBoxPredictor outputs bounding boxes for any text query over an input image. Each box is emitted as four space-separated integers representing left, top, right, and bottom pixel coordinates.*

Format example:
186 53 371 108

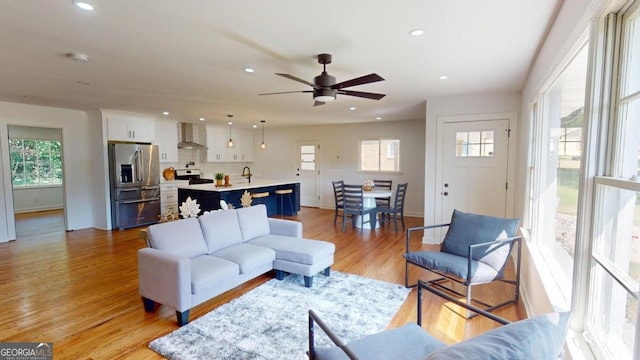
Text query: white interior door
437 118 511 224
296 141 319 207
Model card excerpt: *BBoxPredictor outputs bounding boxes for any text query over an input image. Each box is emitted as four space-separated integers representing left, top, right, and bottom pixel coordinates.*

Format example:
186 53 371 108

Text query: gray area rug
149 271 411 359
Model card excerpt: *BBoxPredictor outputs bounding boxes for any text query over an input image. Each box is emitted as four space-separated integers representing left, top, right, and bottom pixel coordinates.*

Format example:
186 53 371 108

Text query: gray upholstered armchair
404 209 522 317
308 280 570 360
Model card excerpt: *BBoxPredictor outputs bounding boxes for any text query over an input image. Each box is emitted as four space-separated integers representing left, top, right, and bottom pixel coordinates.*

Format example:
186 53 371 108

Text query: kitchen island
177 179 300 217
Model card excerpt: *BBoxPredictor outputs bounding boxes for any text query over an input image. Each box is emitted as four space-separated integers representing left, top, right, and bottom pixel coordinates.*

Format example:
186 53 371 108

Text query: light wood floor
1 208 524 359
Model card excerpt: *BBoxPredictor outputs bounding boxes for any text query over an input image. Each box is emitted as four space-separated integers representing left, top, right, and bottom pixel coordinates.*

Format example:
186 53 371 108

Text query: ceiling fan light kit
259 53 385 106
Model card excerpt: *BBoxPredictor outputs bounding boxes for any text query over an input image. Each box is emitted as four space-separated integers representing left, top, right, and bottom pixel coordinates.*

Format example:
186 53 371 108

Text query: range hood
177 123 208 150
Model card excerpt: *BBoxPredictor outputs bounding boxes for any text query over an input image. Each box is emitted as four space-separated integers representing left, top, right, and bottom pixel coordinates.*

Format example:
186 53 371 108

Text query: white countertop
178 179 299 192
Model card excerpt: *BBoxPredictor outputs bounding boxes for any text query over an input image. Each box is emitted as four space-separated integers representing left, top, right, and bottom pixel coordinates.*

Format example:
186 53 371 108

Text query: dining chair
377 183 408 232
332 180 344 224
342 184 377 233
373 179 392 207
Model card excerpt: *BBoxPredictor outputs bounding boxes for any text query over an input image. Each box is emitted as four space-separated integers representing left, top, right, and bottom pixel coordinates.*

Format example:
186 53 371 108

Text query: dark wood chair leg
177 310 190 326
142 297 155 312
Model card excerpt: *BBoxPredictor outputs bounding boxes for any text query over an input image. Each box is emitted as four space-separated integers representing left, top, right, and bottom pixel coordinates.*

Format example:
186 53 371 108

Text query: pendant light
227 115 235 148
259 120 267 150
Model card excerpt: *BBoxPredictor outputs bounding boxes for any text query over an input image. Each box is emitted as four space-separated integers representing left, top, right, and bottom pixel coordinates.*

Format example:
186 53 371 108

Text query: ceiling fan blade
339 90 386 100
276 73 318 88
258 90 313 96
314 101 325 106
332 73 384 89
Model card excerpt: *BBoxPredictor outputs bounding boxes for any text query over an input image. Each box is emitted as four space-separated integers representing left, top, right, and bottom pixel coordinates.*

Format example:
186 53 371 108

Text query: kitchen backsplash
160 148 252 182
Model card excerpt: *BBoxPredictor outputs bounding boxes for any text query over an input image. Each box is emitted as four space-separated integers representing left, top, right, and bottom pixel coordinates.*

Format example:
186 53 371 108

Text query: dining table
356 189 393 229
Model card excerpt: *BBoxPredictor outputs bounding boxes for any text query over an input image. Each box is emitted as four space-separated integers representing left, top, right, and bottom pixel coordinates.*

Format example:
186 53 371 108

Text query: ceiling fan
259 53 386 106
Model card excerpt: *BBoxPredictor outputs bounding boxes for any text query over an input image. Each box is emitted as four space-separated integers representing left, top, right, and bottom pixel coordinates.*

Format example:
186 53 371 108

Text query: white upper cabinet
205 125 229 162
205 125 254 162
104 110 155 143
155 120 179 163
239 128 254 162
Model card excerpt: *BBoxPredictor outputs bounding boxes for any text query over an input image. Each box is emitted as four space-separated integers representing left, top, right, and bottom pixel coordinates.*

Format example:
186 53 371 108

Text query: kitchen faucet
242 166 251 183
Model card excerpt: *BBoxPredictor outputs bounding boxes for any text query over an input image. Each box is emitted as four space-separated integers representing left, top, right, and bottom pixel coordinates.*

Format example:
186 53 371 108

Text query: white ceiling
0 0 559 128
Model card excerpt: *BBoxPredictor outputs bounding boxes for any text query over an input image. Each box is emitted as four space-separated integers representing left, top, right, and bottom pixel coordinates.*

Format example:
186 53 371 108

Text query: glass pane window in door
300 145 315 171
455 131 495 157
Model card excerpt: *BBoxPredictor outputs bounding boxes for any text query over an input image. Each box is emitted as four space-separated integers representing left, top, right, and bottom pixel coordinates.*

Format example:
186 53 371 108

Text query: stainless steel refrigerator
108 142 161 230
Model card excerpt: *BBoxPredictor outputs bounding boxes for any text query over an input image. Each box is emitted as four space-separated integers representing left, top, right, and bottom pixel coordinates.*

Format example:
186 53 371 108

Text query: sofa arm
268 218 303 237
138 248 192 312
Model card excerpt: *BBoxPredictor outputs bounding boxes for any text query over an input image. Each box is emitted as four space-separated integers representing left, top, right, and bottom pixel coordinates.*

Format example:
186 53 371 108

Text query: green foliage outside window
9 139 63 186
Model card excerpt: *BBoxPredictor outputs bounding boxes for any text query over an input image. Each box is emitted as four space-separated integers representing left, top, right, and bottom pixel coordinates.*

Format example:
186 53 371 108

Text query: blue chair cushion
315 323 446 360
403 251 499 283
441 209 520 271
424 311 571 360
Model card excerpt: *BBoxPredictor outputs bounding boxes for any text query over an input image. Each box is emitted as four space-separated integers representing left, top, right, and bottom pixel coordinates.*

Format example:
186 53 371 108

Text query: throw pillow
424 311 571 360
441 209 520 271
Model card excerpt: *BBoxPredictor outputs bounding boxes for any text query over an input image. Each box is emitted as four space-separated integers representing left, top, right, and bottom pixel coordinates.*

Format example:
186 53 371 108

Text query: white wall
250 119 426 217
424 91 521 227
12 187 63 213
0 101 100 242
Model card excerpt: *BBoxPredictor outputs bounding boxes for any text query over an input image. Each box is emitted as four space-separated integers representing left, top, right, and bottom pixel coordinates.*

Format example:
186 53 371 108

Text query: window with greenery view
360 138 400 172
10 139 63 187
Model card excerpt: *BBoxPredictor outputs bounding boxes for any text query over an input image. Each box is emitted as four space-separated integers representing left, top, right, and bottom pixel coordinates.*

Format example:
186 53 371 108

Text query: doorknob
443 192 449 196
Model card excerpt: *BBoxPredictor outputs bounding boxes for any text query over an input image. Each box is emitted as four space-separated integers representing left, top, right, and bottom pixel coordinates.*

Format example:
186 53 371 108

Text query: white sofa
138 204 335 325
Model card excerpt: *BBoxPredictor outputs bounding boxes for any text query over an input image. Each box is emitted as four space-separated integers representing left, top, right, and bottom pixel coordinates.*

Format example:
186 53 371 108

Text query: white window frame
358 137 401 173
526 3 640 359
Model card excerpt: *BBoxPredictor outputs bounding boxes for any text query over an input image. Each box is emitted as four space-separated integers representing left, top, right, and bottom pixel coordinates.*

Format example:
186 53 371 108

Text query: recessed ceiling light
199 117 205 121
244 67 255 73
439 75 448 80
376 117 382 120
252 124 258 128
349 107 356 111
409 28 424 36
163 111 169 116
73 0 94 11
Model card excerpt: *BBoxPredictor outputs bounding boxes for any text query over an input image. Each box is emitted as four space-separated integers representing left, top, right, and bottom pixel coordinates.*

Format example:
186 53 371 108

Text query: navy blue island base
178 182 300 217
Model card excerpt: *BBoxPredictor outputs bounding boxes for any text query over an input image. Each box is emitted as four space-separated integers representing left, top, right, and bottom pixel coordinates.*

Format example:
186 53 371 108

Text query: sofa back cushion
441 209 520 271
198 209 244 253
147 217 208 258
236 204 270 241
424 311 571 360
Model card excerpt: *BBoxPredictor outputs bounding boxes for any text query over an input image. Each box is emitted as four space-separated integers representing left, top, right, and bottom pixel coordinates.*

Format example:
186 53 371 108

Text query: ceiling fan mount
259 53 385 106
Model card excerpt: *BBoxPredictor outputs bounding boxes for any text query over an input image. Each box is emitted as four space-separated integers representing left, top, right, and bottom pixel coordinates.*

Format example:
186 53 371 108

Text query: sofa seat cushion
212 243 276 274
147 218 208 258
236 204 271 241
198 209 243 253
191 255 239 294
403 251 499 283
315 323 446 360
424 312 571 360
248 235 335 265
